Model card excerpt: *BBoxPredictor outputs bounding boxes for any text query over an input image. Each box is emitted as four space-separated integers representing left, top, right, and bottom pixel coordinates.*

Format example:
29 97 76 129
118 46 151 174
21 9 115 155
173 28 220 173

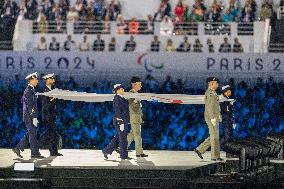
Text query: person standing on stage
220 85 236 157
13 72 45 159
40 73 63 157
127 77 148 157
194 77 223 161
103 84 131 160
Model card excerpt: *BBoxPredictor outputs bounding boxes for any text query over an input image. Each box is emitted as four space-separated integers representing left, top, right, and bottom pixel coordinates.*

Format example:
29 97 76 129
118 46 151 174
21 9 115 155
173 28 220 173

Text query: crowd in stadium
0 75 283 150
0 0 276 23
36 34 244 52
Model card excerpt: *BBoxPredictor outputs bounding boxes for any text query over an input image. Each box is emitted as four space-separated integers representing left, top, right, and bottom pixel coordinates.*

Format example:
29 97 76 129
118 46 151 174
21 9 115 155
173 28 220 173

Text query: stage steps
0 163 221 189
1 161 284 188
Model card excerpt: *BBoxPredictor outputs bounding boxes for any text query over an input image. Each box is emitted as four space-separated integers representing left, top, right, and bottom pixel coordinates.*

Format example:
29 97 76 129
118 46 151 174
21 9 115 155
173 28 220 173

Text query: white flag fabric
36 88 206 104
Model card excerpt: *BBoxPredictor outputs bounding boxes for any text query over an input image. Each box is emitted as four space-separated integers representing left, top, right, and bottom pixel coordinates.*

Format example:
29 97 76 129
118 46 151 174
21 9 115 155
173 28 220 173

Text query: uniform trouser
196 119 220 159
17 117 40 155
127 122 143 155
103 119 128 159
40 119 59 155
222 119 233 144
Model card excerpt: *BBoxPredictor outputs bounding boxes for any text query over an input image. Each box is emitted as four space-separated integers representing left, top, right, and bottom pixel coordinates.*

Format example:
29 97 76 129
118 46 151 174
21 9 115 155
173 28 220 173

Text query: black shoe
12 148 23 158
103 152 108 160
51 153 63 157
31 155 45 159
194 149 203 159
136 154 148 157
121 157 132 160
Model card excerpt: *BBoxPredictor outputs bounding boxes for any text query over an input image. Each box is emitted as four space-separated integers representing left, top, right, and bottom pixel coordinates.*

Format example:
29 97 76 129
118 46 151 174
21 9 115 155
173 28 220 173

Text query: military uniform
220 92 235 144
196 86 222 160
15 73 42 158
40 74 61 156
127 89 144 156
103 85 130 159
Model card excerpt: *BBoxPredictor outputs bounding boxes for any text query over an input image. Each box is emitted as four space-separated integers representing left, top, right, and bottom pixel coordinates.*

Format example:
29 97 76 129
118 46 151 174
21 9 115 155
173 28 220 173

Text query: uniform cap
42 73 55 80
25 72 38 80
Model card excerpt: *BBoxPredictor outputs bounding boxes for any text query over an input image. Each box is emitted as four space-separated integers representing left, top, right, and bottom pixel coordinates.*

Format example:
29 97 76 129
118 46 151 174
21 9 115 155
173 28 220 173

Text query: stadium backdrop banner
0 52 283 86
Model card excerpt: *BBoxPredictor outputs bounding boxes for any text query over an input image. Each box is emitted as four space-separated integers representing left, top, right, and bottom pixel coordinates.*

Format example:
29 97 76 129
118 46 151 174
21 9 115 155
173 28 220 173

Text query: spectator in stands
145 14 154 34
37 36 47 51
154 0 171 20
260 2 273 21
211 0 222 13
219 37 231 53
192 0 207 22
123 36 136 52
64 35 76 51
177 36 190 52
79 35 90 51
193 39 203 52
67 6 79 21
108 37 116 52
160 16 174 36
37 10 48 33
128 17 139 35
93 34 105 51
165 39 175 52
41 0 53 20
49 37 60 51
51 3 63 20
25 0 38 20
174 0 186 23
205 6 221 22
150 35 160 52
241 0 257 22
223 8 234 22
116 14 127 34
107 0 121 21
93 0 106 20
74 0 83 14
1 0 18 20
228 0 240 21
58 0 69 19
207 38 214 53
86 7 96 21
232 37 244 53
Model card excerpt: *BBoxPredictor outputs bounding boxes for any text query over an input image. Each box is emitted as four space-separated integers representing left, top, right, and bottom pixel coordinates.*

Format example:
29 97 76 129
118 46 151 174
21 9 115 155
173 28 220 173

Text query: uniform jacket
220 94 235 123
42 86 56 122
22 85 38 120
113 94 130 124
204 88 221 122
128 89 143 124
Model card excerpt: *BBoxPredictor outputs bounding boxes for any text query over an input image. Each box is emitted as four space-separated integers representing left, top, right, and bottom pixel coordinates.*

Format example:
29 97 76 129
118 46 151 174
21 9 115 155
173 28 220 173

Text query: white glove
119 124 124 131
211 118 217 126
233 123 237 129
230 100 236 105
33 118 38 127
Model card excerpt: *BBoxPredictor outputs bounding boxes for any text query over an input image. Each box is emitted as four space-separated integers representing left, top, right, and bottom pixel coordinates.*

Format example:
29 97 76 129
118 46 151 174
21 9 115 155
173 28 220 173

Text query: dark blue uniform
40 86 60 155
16 85 40 156
220 95 235 143
103 94 130 159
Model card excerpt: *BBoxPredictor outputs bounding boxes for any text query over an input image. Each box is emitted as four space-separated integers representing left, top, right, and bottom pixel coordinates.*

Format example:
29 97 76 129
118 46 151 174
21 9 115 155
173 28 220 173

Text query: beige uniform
127 89 144 155
196 89 222 159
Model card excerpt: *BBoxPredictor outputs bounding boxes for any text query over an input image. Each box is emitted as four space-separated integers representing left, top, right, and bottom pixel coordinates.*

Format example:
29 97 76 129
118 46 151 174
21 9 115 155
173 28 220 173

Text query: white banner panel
0 52 283 86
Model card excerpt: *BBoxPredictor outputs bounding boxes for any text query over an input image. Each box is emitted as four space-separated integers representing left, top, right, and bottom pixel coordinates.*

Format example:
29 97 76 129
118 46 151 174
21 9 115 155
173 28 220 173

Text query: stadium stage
0 149 284 189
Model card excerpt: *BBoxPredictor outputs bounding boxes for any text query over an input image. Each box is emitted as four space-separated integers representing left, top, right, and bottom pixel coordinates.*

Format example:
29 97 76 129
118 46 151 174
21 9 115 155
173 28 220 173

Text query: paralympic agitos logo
137 53 164 72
